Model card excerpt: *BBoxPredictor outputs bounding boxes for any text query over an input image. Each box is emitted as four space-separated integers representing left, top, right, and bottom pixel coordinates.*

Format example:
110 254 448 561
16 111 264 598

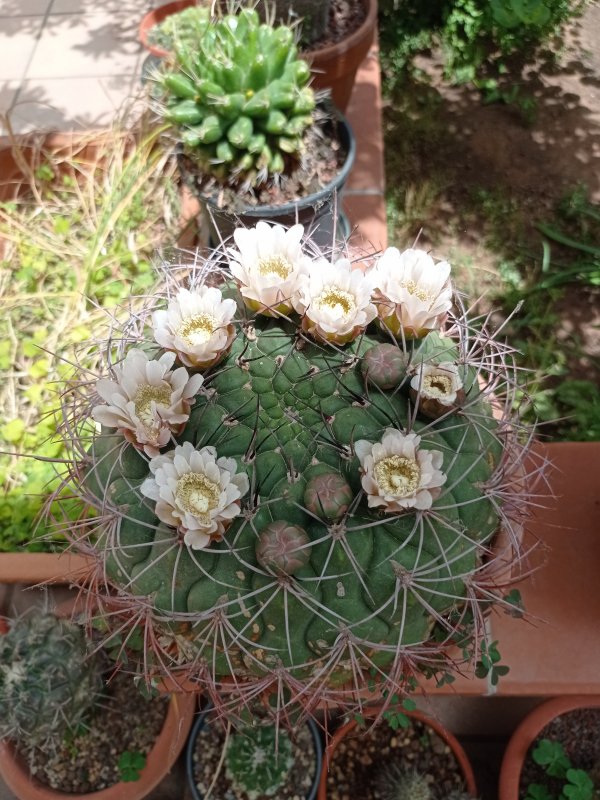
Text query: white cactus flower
371 247 452 338
152 287 237 369
140 441 250 549
293 257 377 344
410 362 463 406
228 222 311 316
354 429 446 512
92 350 203 458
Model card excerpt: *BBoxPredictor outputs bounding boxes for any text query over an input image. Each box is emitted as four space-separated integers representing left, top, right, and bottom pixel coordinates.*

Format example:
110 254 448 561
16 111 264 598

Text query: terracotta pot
0 692 196 800
0 552 95 585
138 0 201 58
138 0 377 110
317 707 477 799
499 695 600 800
306 0 377 111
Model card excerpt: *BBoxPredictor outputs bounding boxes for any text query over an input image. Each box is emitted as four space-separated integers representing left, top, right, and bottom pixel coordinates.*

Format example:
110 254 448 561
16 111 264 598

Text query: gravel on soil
19 672 169 794
326 718 468 800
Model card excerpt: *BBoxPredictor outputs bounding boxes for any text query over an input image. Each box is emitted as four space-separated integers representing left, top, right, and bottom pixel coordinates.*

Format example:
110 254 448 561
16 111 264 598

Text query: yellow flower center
177 313 218 346
401 279 433 304
314 286 357 319
257 256 293 280
374 455 421 497
422 373 453 399
133 384 172 434
175 472 221 526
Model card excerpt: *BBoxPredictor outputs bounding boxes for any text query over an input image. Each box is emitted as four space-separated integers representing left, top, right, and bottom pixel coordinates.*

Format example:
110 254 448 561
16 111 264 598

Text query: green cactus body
0 614 102 748
62 226 534 719
157 7 316 186
83 316 501 683
225 725 294 799
377 767 433 800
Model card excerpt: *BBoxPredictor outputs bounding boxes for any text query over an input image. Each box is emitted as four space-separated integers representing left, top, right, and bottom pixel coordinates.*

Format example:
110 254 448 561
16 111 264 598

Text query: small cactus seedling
376 766 433 800
56 221 540 724
0 613 103 750
154 6 316 188
225 724 294 799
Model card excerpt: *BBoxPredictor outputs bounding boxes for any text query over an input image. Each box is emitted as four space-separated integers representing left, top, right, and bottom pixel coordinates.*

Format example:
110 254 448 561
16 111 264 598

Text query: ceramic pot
498 695 600 800
317 707 477 800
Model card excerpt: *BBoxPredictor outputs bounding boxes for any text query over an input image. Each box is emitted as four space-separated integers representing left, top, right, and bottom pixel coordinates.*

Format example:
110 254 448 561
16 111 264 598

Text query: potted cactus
319 706 478 799
186 703 322 799
149 5 355 243
0 611 196 800
54 219 536 729
140 0 377 110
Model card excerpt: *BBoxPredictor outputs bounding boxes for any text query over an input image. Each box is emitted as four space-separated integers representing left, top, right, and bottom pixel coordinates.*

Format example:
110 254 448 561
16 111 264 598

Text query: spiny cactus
225 724 294 799
0 613 103 749
57 221 538 723
376 766 433 800
155 6 316 187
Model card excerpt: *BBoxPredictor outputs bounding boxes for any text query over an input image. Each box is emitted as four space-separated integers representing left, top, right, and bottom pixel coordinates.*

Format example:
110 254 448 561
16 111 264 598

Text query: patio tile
0 15 43 81
491 441 600 695
27 10 141 79
0 81 19 118
50 0 150 14
8 75 142 134
0 0 50 14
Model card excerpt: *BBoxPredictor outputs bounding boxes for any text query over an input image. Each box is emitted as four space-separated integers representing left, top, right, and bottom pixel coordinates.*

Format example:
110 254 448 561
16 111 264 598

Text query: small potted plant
186 702 322 799
499 696 600 800
0 611 196 800
140 0 377 110
53 217 539 730
149 5 355 245
319 705 478 799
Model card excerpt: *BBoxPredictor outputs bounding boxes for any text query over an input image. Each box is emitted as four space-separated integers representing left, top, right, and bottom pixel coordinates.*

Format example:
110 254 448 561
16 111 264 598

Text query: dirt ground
382 2 600 392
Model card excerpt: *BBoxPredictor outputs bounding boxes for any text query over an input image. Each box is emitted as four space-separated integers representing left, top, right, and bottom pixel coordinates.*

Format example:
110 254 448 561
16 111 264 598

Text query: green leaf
1 419 26 444
532 739 570 778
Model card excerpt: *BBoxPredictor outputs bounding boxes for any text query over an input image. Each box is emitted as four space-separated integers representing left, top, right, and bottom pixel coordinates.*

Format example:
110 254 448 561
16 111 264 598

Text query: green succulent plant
0 613 103 749
377 766 433 800
58 223 535 723
225 724 294 799
156 6 316 187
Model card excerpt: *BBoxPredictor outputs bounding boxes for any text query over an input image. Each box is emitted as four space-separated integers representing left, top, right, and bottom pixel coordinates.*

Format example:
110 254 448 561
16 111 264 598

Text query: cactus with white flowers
58 221 537 723
155 6 316 187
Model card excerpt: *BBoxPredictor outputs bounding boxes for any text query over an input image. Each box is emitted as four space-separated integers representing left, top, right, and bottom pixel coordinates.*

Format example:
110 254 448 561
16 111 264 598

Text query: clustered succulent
156 6 316 187
0 613 103 750
58 220 536 723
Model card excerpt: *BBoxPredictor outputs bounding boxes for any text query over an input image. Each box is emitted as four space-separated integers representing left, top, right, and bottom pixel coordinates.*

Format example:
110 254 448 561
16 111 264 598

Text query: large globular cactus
59 221 536 722
155 6 316 187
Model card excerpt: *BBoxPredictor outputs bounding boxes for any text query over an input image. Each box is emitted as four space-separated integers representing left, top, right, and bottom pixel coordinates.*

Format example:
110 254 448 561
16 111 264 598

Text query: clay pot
0 552 94 585
0 692 196 800
498 695 600 800
317 707 477 799
138 0 377 110
305 0 377 111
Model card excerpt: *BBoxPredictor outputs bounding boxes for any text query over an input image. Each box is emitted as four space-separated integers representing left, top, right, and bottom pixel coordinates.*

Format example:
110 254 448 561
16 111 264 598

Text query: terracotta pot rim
499 695 600 800
317 706 477 800
0 692 196 800
139 0 199 58
305 0 377 60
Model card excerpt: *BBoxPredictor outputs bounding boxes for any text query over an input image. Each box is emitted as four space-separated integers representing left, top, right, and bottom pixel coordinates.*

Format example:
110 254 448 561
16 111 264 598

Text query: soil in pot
17 672 169 794
519 708 600 799
325 718 469 800
304 0 366 50
190 716 319 800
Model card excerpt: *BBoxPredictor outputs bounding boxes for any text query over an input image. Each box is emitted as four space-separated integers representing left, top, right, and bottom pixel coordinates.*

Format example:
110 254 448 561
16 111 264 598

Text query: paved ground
0 0 165 134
